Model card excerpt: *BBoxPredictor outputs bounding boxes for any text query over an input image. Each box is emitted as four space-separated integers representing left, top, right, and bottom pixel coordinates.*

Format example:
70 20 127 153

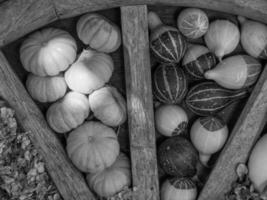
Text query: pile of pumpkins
19 13 131 198
150 8 267 200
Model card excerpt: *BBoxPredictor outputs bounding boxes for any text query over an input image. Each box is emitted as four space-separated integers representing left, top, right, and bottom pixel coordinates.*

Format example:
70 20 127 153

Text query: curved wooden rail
1 0 267 47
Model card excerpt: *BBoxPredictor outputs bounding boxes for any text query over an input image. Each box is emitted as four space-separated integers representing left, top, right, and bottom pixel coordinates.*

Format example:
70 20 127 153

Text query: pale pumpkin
26 73 67 103
88 86 127 127
86 153 131 197
20 28 77 76
67 121 120 173
65 49 114 94
46 92 90 133
77 13 121 53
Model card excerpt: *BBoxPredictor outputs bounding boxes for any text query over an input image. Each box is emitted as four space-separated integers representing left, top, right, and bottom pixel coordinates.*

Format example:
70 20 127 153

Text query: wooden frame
1 1 267 200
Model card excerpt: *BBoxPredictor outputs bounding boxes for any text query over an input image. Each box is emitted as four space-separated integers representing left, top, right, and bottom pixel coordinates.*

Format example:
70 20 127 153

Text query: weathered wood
2 0 267 47
198 65 267 200
121 5 159 200
0 51 96 200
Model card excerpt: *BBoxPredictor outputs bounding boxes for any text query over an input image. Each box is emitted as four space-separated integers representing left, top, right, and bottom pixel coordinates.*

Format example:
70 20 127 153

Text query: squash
86 153 131 197
88 86 127 127
26 73 67 103
67 121 120 173
20 28 77 76
46 91 90 133
77 13 121 53
65 49 114 94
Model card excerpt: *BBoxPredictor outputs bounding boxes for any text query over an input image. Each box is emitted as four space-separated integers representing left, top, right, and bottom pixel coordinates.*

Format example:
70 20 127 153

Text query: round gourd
46 92 90 133
65 49 114 94
177 8 209 39
89 86 127 127
67 121 120 173
182 45 217 80
20 28 77 76
153 64 188 104
26 73 67 103
148 11 187 63
77 13 121 53
86 153 131 197
158 136 198 177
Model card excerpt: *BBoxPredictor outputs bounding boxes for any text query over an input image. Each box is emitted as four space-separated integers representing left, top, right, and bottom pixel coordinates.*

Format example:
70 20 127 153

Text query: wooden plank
0 51 96 200
198 64 267 200
2 0 267 47
121 5 159 200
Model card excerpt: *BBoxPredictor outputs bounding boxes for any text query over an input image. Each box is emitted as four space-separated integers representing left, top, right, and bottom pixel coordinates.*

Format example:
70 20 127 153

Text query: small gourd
161 177 197 200
64 49 114 94
177 8 209 39
190 116 228 166
155 104 188 137
182 44 217 80
46 92 90 133
88 86 127 127
204 20 240 61
153 63 188 104
186 82 248 116
77 13 121 53
67 121 120 173
20 28 77 76
86 153 131 197
238 16 267 59
148 11 187 63
204 55 262 89
26 73 67 103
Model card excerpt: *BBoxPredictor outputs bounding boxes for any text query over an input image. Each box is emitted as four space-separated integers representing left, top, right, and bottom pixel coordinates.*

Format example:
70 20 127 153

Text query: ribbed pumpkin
86 153 131 197
153 63 188 104
67 121 120 173
182 45 217 80
148 11 187 63
46 92 90 133
20 28 77 76
65 49 114 94
185 82 248 116
26 73 67 103
77 13 121 53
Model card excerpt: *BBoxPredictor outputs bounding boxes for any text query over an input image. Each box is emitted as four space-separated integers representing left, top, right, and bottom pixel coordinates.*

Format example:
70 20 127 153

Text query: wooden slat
121 5 159 200
0 51 96 200
2 0 267 47
198 65 267 200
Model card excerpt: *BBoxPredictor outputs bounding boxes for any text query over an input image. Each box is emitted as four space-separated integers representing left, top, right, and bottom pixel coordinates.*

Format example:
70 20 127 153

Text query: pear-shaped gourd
190 116 228 166
148 11 187 63
204 55 262 89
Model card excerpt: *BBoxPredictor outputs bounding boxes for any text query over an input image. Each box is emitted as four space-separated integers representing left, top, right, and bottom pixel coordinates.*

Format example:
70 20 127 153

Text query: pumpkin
67 121 120 173
77 13 121 53
89 86 127 127
86 153 131 197
65 49 114 94
20 28 77 76
26 73 67 103
153 63 188 104
46 91 90 133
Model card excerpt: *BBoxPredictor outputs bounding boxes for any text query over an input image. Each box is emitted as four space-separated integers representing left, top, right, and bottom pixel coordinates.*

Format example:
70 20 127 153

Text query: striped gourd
185 82 248 116
205 55 262 89
148 11 187 63
199 116 225 131
182 44 217 80
153 63 188 104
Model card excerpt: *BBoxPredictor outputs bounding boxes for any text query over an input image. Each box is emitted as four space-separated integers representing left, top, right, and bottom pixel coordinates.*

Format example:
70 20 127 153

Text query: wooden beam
0 51 96 200
198 64 267 200
121 5 159 200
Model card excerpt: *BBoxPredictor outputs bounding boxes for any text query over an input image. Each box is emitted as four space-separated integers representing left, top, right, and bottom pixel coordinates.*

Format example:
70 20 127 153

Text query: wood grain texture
0 51 96 200
2 0 267 47
121 5 159 200
198 65 267 200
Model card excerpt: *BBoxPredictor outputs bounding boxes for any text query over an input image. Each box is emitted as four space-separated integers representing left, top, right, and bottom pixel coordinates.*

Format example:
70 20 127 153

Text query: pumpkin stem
237 15 247 25
148 11 163 30
199 153 211 167
215 48 224 62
